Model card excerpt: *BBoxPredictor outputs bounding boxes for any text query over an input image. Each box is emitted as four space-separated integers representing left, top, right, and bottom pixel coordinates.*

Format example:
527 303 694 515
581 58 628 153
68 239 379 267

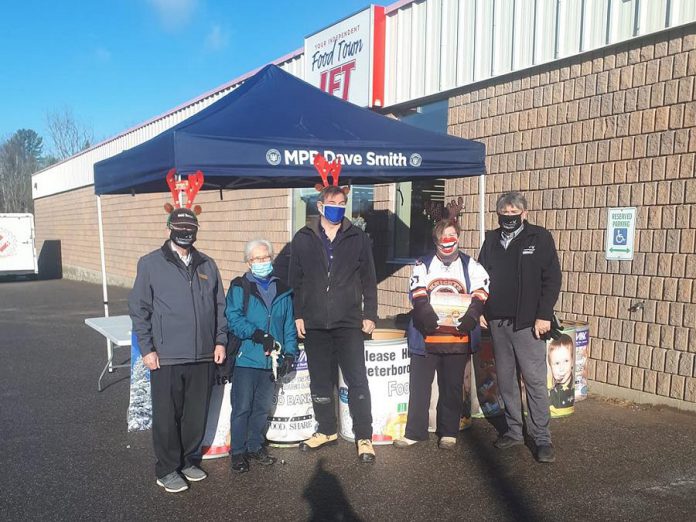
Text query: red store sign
304 5 386 108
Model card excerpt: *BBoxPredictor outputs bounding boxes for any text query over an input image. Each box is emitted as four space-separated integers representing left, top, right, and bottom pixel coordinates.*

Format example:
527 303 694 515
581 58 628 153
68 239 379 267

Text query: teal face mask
251 261 273 278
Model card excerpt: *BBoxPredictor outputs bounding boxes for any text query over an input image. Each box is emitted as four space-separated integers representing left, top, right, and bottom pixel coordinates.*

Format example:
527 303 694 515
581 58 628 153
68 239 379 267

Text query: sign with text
304 5 385 107
605 207 636 260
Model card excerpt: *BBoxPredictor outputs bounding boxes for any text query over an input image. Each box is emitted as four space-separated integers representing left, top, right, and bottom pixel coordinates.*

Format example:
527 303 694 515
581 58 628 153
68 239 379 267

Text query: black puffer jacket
289 217 377 330
478 222 561 330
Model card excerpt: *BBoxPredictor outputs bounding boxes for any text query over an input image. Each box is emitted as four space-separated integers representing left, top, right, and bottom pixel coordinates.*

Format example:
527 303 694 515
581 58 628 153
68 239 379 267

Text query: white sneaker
438 436 457 450
393 437 421 448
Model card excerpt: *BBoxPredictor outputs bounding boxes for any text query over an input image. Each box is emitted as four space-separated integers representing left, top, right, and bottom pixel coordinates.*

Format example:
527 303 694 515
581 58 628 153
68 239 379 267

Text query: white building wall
33 0 696 200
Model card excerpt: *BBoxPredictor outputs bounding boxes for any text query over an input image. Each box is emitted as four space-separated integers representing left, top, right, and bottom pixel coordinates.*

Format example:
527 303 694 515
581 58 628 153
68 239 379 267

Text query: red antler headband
164 168 204 216
313 154 342 190
313 154 350 195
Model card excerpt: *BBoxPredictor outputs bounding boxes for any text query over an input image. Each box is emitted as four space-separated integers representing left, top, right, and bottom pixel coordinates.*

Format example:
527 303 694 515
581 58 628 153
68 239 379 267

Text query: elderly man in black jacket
289 185 378 463
478 191 562 464
129 208 227 492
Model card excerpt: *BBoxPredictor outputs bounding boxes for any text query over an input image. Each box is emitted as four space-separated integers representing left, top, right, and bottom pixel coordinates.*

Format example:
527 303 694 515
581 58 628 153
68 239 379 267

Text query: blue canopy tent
94 64 485 194
90 64 487 336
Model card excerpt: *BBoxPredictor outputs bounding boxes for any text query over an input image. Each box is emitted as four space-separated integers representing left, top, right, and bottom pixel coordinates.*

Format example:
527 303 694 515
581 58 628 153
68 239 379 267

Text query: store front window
292 185 374 234
392 99 448 260
289 99 447 260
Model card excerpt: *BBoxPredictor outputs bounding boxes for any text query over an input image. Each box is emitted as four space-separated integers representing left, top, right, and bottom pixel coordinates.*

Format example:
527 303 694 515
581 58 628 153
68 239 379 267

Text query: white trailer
0 213 38 277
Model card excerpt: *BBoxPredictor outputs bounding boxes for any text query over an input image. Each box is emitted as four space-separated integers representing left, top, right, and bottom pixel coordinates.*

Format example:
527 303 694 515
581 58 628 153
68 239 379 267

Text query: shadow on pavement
303 458 363 522
462 426 541 522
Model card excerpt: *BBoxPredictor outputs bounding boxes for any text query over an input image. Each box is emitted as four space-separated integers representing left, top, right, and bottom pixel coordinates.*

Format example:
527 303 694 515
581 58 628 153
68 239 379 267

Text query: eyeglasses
249 256 272 263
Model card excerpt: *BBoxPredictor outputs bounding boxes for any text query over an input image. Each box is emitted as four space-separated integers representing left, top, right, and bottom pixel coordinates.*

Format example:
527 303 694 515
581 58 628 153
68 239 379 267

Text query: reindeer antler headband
313 154 350 195
445 196 464 225
163 168 204 217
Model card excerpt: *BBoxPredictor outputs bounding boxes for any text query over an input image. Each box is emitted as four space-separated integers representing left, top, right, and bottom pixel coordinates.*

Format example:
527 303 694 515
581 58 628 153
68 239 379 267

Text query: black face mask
498 213 523 233
170 228 197 248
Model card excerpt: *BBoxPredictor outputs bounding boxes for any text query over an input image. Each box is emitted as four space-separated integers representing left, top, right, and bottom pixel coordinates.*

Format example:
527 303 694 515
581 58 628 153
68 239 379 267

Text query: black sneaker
536 444 555 463
247 447 277 466
493 435 524 449
231 453 249 473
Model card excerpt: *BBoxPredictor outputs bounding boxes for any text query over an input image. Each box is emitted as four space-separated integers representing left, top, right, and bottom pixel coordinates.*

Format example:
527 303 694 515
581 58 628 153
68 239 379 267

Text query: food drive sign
304 5 385 108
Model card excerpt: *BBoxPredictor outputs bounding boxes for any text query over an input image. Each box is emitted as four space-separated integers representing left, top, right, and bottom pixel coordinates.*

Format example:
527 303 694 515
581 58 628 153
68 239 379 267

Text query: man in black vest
478 191 561 463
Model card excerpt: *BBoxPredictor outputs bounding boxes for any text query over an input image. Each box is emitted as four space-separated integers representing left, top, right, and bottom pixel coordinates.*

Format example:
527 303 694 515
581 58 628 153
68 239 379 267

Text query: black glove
277 354 295 378
252 329 276 355
412 298 439 335
457 314 478 332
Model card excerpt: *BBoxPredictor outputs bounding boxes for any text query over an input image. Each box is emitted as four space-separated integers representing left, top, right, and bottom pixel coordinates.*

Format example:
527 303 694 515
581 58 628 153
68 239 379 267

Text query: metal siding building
31 0 696 411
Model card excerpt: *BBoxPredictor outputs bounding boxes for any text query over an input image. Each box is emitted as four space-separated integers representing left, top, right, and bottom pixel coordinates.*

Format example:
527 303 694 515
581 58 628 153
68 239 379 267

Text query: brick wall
34 186 292 289
32 24 696 408
448 25 696 407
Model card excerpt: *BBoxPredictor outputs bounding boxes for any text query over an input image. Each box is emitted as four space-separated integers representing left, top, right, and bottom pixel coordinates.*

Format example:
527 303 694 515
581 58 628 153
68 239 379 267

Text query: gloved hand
412 298 439 335
277 354 295 378
457 314 478 332
252 329 276 355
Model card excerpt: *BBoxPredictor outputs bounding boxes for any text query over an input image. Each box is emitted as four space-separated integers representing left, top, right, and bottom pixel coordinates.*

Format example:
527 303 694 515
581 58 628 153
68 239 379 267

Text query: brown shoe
357 439 376 463
299 432 338 452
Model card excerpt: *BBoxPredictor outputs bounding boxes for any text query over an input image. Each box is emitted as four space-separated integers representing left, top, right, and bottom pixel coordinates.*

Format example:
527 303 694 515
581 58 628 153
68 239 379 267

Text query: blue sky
0 0 369 153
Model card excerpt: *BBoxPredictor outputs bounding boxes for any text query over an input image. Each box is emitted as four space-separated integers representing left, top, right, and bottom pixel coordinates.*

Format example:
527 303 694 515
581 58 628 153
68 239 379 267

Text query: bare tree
0 130 42 213
45 107 94 160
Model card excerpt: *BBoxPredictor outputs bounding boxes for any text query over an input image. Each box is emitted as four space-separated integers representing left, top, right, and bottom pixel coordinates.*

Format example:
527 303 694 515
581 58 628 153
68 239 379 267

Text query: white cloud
204 24 229 51
148 0 198 30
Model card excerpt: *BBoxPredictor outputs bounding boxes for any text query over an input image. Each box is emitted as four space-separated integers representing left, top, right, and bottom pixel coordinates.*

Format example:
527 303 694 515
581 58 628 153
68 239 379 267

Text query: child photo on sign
547 334 575 411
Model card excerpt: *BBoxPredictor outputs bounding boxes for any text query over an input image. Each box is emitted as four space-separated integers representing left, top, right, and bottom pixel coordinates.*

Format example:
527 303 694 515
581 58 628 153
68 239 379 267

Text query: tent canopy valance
93 64 485 195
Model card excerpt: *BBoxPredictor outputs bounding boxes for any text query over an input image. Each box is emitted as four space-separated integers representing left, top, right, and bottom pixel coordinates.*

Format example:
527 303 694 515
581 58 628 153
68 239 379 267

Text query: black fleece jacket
289 217 378 330
478 222 561 331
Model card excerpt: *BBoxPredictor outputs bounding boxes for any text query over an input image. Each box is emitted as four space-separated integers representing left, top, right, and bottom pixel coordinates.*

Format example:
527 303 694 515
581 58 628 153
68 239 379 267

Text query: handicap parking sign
606 208 636 260
613 228 627 245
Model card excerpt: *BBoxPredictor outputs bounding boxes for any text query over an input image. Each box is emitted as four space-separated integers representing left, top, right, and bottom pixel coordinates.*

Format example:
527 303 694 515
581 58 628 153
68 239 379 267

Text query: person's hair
244 239 274 262
432 219 462 243
496 191 527 213
319 185 348 203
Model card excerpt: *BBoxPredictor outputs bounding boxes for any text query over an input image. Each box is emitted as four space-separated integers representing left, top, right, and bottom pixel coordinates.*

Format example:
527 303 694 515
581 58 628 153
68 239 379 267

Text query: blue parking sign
613 228 627 245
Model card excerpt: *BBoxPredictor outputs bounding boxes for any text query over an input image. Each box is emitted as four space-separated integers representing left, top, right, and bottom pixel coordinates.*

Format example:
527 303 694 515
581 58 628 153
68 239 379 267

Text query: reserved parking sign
606 207 636 261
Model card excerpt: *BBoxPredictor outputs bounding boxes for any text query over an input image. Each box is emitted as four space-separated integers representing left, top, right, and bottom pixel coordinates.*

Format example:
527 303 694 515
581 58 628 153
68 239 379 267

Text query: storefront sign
605 207 636 260
304 5 385 107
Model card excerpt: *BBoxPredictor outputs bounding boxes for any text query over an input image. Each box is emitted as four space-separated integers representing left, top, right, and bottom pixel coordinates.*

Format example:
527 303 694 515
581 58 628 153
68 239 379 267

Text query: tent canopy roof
94 64 485 195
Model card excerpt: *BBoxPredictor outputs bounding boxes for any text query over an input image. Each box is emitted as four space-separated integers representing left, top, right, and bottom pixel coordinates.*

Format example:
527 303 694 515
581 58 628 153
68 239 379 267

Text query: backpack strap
239 275 251 314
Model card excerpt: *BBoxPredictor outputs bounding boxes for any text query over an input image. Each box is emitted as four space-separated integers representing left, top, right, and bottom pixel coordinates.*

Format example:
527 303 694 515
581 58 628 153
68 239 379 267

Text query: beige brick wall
448 25 696 405
35 186 292 289
33 24 696 408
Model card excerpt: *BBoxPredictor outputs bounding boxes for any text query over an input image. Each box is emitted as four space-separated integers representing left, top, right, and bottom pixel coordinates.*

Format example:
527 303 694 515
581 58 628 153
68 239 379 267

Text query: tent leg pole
96 195 113 373
478 174 486 247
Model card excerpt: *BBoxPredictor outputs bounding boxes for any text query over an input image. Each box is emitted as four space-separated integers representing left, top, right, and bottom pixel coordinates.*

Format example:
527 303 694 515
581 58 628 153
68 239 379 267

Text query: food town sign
304 5 386 108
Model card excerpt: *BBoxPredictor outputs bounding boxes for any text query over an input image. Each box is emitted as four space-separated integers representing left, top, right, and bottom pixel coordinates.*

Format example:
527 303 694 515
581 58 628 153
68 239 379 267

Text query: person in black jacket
289 185 378 463
478 191 561 464
129 207 227 492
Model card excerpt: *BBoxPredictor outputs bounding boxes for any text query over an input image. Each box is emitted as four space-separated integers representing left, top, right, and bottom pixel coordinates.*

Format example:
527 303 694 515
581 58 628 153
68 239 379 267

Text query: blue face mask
322 204 346 224
251 261 273 278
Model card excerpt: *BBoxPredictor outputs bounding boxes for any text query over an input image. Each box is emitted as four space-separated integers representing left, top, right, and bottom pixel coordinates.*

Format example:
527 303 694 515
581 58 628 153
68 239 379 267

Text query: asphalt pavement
1 279 696 521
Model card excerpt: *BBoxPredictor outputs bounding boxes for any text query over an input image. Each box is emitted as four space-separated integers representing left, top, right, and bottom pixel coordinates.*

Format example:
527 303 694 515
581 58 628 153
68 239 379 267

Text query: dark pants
405 352 468 439
150 361 214 479
304 327 373 440
489 320 552 445
230 366 275 455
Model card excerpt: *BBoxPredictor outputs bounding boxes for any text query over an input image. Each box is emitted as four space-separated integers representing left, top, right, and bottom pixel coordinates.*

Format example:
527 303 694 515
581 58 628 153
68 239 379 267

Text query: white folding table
85 315 132 391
